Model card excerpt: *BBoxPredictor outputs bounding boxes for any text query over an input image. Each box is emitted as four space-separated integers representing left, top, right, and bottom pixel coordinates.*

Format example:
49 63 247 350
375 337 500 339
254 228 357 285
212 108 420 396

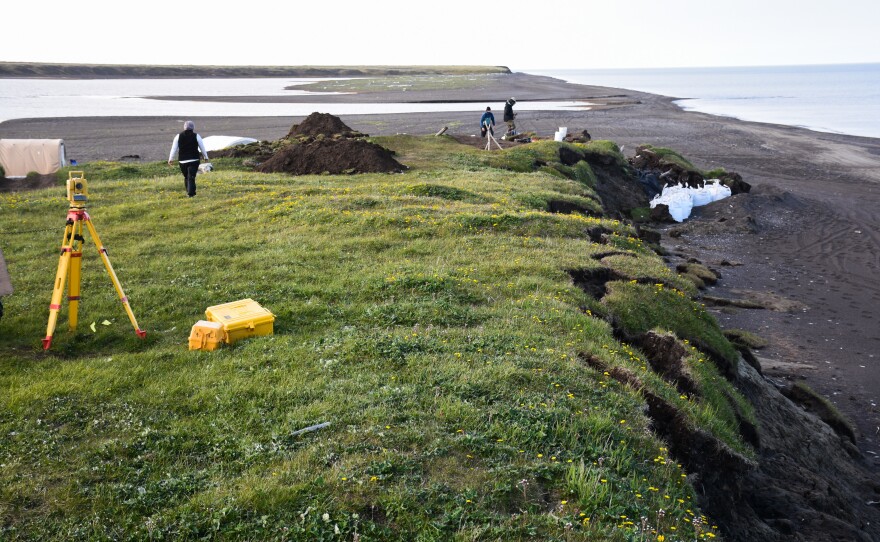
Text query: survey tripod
483 121 503 151
43 171 146 350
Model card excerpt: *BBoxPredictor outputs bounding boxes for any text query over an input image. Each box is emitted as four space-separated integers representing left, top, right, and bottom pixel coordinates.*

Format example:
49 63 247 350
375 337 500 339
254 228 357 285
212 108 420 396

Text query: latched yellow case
204 298 275 344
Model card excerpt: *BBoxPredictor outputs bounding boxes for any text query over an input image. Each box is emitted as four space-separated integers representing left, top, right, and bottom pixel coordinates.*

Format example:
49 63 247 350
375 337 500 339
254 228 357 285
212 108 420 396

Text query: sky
3 0 879 70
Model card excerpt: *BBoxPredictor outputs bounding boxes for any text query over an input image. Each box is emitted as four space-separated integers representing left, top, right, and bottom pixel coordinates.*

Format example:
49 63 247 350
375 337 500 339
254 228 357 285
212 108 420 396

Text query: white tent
202 136 258 152
0 139 67 177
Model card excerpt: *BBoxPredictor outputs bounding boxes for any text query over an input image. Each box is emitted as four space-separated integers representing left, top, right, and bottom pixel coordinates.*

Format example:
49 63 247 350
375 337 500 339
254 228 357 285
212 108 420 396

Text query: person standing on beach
168 120 209 198
480 107 495 138
503 97 517 137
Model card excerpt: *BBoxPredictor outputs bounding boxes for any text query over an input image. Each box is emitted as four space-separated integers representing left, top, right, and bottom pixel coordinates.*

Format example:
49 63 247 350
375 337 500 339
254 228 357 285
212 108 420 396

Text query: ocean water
529 64 880 139
0 77 585 123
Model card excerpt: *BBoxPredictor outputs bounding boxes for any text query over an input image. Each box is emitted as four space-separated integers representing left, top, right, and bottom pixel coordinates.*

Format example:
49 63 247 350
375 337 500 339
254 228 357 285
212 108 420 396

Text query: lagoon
0 77 587 122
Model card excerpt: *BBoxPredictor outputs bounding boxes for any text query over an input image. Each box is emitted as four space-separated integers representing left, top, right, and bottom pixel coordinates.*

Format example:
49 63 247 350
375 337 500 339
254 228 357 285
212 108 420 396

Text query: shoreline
2 74 880 461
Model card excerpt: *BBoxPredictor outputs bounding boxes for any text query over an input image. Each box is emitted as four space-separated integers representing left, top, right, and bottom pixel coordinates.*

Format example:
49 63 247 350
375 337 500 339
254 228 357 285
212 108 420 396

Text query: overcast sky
4 0 878 70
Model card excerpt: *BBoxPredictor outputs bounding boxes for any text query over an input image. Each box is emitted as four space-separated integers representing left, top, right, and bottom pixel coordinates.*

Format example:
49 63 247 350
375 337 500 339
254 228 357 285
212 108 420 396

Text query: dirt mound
287 112 364 139
256 138 405 175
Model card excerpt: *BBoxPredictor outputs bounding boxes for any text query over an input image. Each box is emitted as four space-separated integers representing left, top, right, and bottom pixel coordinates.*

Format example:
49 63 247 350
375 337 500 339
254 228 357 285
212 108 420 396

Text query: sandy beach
2 72 880 461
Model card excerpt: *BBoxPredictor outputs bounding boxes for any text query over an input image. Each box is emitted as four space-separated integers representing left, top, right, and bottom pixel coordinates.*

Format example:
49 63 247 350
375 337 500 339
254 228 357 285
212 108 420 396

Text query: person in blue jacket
480 107 495 138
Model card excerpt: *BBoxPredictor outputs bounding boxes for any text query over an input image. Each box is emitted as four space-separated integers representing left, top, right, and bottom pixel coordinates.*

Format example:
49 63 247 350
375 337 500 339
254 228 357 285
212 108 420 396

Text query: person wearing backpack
480 106 496 138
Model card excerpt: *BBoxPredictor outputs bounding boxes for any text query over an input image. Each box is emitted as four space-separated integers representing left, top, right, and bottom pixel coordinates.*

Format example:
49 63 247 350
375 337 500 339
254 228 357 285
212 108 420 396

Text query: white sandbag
650 180 732 222
651 185 694 222
690 179 731 206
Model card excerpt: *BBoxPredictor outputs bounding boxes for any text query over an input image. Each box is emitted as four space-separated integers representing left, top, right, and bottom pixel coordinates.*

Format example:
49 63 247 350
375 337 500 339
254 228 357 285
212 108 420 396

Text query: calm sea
529 64 880 139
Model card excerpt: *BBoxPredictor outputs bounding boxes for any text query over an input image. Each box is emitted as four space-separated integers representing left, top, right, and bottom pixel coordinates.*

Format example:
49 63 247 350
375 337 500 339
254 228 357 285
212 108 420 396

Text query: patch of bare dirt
0 174 58 192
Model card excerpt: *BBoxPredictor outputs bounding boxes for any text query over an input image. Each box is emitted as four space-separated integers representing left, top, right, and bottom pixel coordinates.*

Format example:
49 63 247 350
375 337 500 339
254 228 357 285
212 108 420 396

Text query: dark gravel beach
2 72 880 461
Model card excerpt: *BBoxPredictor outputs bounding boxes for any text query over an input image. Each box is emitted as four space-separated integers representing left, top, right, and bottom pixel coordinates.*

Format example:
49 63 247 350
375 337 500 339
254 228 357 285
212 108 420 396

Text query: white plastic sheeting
650 179 732 222
202 136 258 152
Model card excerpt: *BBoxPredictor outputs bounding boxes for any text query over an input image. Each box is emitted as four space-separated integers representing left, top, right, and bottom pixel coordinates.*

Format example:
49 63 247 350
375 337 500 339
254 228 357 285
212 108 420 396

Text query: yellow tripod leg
84 217 146 339
44 222 75 349
67 217 84 331
67 250 83 331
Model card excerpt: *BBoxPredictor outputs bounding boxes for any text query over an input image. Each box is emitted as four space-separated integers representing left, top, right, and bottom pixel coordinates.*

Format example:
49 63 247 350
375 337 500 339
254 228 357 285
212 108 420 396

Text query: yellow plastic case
205 298 275 344
188 320 225 351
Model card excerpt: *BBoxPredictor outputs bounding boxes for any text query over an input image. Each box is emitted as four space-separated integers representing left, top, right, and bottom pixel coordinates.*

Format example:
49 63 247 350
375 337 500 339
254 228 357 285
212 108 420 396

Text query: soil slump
571 266 880 540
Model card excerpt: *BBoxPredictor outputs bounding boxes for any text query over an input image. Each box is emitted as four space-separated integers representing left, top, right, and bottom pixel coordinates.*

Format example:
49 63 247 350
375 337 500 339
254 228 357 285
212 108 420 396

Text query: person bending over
480 107 495 138
168 120 209 198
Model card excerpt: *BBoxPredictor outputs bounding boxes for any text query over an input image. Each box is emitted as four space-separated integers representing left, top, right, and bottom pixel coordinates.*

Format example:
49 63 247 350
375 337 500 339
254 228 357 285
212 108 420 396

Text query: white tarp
202 136 258 152
0 139 66 177
650 179 732 222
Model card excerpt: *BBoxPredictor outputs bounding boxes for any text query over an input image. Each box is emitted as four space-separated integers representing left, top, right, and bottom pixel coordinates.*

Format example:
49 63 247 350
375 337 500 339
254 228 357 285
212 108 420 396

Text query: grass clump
637 145 697 171
0 135 739 541
723 329 769 350
579 140 629 169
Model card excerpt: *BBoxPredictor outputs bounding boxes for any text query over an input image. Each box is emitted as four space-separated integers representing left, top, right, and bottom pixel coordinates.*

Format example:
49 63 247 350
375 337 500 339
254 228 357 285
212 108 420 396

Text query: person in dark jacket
168 120 209 197
503 98 517 137
480 107 495 138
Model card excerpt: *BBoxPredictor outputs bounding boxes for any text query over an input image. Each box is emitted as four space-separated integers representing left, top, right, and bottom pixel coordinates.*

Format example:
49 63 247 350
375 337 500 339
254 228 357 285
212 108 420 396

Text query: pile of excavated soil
256 138 404 175
203 112 403 175
287 112 364 139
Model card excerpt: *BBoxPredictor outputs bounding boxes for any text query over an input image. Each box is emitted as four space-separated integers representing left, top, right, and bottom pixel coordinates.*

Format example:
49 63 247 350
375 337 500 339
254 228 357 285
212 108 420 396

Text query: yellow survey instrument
43 171 145 349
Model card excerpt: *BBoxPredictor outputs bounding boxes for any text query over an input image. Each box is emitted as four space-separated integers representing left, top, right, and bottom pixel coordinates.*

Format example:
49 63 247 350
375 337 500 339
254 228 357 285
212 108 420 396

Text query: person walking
503 97 517 137
168 120 209 198
480 107 495 138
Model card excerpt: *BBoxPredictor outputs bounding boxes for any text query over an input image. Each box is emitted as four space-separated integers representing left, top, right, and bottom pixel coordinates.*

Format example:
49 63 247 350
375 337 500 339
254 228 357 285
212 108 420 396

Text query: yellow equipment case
204 298 275 344
188 320 225 351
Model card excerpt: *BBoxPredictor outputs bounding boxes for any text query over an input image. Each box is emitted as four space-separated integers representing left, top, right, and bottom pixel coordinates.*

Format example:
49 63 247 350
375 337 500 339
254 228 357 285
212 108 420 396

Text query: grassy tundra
0 135 746 540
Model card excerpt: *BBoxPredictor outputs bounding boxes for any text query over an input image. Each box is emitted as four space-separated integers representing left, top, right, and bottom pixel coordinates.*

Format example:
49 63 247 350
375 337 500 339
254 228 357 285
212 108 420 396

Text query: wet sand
2 73 880 460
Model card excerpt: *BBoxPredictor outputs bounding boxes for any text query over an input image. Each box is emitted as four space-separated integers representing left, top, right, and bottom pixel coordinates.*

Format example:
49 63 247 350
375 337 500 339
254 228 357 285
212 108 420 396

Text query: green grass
0 136 739 540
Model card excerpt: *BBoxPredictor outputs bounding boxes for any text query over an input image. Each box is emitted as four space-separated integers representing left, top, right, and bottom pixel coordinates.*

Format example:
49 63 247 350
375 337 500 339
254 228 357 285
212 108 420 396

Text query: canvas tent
0 139 67 177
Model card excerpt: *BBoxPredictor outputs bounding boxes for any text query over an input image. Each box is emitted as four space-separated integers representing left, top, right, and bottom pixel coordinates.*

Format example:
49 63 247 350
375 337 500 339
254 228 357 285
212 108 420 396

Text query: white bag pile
650 179 731 222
